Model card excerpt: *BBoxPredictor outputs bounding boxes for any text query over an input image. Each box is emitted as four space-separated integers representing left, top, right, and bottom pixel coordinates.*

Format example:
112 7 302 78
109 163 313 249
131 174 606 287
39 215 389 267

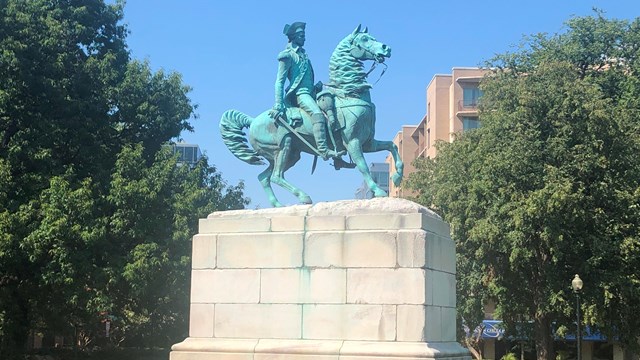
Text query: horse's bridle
351 33 388 85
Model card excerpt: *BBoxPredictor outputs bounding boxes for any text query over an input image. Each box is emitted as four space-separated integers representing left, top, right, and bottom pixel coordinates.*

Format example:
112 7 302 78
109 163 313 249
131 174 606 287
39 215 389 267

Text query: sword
273 112 322 157
272 112 323 174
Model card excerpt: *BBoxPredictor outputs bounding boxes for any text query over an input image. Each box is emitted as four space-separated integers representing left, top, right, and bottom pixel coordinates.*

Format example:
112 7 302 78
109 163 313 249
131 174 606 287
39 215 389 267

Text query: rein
366 61 387 85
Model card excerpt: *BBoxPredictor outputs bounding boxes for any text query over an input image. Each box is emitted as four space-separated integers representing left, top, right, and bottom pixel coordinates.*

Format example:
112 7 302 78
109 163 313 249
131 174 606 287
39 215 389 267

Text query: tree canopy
406 12 640 360
0 1 248 358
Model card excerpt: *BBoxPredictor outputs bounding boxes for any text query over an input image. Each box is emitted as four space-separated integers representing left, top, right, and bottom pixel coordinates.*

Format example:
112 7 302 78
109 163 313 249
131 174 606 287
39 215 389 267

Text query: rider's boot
333 157 356 170
312 113 344 161
324 106 356 170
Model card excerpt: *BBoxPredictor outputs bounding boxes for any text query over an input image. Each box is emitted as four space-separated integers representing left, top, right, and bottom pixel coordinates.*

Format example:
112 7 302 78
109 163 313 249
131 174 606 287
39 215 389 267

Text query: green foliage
406 11 640 360
0 1 248 358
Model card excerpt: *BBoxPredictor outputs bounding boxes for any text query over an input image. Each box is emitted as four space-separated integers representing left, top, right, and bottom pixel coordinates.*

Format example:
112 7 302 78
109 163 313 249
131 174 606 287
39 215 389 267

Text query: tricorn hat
283 22 306 38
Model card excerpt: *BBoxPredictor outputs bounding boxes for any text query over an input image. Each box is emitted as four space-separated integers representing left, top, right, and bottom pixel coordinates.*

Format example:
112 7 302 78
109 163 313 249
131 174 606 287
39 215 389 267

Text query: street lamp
571 274 583 360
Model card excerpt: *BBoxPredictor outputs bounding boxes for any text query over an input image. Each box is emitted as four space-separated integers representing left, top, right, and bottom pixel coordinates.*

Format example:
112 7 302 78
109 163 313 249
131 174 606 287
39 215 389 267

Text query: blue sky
121 1 639 208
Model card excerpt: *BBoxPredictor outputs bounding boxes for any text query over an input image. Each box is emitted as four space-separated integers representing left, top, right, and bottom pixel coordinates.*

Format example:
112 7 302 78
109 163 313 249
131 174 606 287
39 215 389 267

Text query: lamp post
572 274 583 360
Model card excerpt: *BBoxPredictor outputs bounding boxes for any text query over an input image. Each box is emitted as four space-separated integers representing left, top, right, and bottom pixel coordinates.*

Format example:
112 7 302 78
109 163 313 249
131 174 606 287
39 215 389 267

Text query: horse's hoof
300 195 312 204
373 188 388 197
391 173 402 187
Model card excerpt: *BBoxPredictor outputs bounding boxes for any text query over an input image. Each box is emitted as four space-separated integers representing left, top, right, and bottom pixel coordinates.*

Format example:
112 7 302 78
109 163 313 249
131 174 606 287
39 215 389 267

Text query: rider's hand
269 102 285 118
273 102 285 112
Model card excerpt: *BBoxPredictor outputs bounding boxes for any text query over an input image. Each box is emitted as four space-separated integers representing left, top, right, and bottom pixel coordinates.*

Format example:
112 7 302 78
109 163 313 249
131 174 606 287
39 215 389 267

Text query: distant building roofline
426 74 453 89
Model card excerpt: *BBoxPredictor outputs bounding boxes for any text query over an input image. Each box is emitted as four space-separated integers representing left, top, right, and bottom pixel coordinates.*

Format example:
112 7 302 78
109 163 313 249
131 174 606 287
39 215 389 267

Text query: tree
105 145 247 346
0 1 248 358
406 12 640 360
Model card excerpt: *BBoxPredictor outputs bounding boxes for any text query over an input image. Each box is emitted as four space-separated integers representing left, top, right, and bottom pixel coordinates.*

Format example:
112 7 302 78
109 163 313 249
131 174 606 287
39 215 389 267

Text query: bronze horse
220 26 403 207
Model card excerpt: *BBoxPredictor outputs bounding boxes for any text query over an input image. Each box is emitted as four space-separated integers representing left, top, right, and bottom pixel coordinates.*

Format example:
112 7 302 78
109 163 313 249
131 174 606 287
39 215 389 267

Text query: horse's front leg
270 135 312 205
346 138 388 197
362 139 403 187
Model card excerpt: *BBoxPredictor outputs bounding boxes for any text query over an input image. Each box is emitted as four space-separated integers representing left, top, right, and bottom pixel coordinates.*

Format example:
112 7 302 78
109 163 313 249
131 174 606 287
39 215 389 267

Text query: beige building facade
387 67 486 196
387 125 417 199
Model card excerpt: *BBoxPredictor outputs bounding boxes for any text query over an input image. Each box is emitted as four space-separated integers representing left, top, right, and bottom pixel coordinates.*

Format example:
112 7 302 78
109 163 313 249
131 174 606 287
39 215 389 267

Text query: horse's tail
220 110 264 165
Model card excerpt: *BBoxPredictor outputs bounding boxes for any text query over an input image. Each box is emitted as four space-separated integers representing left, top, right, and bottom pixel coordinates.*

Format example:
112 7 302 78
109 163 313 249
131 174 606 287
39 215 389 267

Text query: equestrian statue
220 23 404 207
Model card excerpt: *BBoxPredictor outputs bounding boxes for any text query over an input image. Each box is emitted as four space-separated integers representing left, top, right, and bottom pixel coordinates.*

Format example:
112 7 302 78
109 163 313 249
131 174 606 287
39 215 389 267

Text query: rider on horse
271 22 346 163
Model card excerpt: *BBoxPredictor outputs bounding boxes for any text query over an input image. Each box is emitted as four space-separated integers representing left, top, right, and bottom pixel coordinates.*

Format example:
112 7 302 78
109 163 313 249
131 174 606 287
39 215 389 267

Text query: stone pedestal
170 198 471 360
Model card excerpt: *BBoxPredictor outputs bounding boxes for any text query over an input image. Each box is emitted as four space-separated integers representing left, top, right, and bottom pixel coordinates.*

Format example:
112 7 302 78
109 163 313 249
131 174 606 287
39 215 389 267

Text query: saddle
274 96 355 170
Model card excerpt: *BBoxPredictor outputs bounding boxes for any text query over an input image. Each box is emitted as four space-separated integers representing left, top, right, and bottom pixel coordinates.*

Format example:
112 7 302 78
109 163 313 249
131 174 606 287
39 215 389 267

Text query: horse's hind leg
362 139 404 187
258 162 283 207
346 138 388 197
270 136 312 204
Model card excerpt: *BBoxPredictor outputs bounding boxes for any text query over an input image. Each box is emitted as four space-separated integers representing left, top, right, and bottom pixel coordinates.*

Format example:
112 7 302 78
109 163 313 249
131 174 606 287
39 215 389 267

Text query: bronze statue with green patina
270 22 346 164
220 24 404 207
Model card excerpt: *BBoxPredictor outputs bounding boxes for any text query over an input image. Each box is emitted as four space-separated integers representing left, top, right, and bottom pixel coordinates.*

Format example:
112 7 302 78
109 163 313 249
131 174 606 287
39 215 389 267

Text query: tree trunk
463 337 483 360
534 314 554 360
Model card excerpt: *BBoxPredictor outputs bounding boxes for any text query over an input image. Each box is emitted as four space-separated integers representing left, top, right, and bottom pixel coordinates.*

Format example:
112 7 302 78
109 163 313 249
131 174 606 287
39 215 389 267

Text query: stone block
424 233 442 271
199 217 271 234
346 214 405 230
424 270 434 306
261 269 345 304
254 339 342 360
189 303 215 338
217 232 303 268
340 356 425 360
255 354 338 360
171 338 471 360
397 305 426 342
192 234 217 269
431 271 456 308
215 304 302 339
305 231 396 268
397 230 426 268
420 214 451 238
425 234 456 274
170 338 258 360
207 205 311 219
424 306 442 342
441 306 457 342
346 213 436 231
171 351 253 360
304 232 343 267
271 216 306 232
441 238 456 274
339 340 470 359
305 215 345 231
302 304 396 341
190 269 260 303
347 268 425 305
172 337 259 352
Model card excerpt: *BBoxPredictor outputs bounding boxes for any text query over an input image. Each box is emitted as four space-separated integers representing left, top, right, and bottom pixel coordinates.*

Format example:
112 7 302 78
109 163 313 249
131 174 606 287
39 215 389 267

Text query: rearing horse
220 25 404 207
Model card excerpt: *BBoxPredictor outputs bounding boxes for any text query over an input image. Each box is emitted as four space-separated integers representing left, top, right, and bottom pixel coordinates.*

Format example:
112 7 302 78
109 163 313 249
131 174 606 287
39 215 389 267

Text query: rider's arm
273 51 291 112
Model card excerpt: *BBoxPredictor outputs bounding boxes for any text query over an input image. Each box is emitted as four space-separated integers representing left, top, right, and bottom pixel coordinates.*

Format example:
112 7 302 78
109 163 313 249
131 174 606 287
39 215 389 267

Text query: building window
462 117 480 130
355 163 389 199
427 128 431 149
373 171 389 187
167 143 202 167
463 87 483 107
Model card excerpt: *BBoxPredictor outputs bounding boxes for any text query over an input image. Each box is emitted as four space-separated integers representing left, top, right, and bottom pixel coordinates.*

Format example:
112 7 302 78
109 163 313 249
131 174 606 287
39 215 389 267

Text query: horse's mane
328 33 372 97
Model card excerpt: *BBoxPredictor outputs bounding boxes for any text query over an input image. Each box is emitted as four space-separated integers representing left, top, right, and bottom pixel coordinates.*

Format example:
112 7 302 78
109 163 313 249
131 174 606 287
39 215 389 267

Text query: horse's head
349 25 391 63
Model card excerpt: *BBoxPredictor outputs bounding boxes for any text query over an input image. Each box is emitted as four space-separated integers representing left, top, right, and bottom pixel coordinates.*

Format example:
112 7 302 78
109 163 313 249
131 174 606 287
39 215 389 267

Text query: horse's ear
352 24 361 35
363 26 368 33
